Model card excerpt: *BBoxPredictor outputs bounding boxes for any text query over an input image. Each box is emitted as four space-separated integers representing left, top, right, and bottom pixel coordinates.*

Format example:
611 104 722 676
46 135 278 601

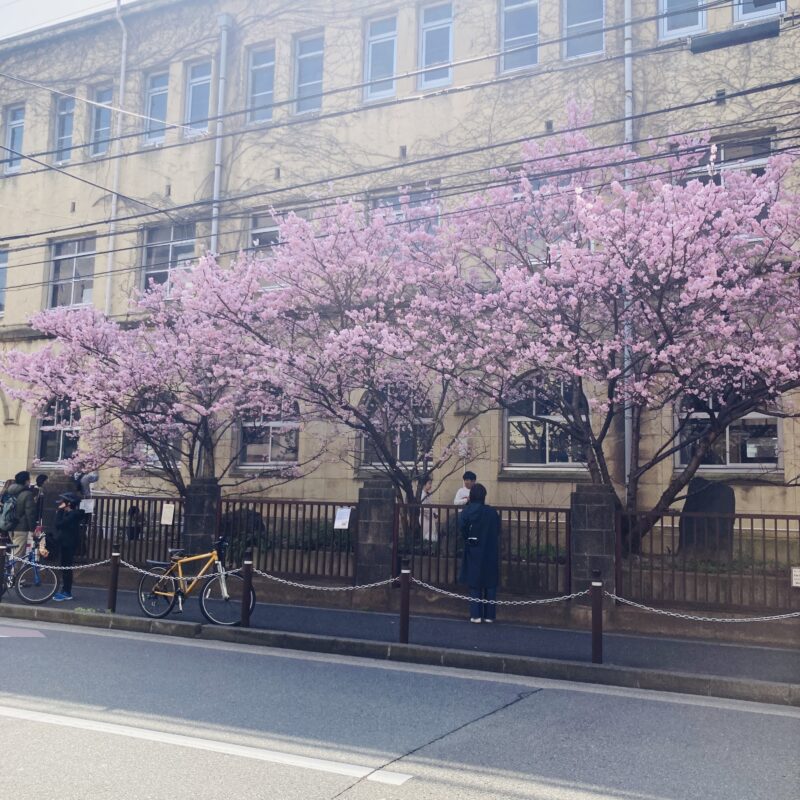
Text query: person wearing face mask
52 492 84 602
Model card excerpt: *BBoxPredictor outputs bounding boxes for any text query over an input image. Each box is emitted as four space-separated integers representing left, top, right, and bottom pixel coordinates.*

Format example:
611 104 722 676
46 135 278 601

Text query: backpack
0 493 18 532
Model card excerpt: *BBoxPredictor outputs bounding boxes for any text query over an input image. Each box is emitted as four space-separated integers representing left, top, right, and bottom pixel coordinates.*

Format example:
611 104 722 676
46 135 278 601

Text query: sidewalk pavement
5 584 798 685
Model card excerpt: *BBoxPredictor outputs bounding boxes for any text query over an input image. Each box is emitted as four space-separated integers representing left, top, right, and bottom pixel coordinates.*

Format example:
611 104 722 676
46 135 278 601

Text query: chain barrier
7 554 113 572
606 591 800 623
253 568 395 592
412 578 590 606
119 560 243 580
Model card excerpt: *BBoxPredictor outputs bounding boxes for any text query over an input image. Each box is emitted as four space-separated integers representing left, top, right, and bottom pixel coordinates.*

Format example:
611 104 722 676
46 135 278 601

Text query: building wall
1 0 798 511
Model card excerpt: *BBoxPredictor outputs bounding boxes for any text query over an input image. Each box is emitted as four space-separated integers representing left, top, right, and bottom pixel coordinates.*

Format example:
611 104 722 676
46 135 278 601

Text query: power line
2 73 798 249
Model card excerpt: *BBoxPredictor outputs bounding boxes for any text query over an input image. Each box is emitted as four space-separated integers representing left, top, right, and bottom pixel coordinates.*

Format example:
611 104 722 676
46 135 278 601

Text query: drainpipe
623 0 634 506
104 0 128 316
210 14 233 255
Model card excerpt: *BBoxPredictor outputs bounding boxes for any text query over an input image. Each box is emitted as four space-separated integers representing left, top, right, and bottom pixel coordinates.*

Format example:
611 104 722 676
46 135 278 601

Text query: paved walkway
5 583 798 685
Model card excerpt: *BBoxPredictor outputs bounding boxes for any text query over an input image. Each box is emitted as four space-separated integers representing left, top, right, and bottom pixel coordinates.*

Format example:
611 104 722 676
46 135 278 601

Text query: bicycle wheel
200 573 255 626
137 567 177 619
15 563 58 604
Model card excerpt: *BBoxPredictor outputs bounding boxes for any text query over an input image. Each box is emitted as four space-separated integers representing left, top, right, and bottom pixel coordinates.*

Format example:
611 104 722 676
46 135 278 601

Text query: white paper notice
79 499 95 514
160 504 175 526
791 567 800 589
334 507 352 530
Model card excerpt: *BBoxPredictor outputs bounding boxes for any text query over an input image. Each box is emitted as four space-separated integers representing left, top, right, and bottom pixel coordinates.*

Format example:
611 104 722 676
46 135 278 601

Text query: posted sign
791 567 800 589
160 503 176 526
334 507 352 530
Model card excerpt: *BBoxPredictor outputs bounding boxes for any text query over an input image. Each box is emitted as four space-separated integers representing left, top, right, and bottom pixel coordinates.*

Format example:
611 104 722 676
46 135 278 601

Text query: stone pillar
570 485 617 593
184 477 220 554
354 478 396 585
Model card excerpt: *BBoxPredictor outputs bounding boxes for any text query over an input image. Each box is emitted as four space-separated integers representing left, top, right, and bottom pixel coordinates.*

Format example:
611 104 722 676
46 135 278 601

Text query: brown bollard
240 548 254 628
591 569 603 664
107 547 121 613
399 557 411 644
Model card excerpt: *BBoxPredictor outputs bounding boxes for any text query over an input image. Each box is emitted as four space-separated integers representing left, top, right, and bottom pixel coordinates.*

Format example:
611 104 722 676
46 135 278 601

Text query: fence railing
394 504 570 596
616 511 800 611
220 498 356 580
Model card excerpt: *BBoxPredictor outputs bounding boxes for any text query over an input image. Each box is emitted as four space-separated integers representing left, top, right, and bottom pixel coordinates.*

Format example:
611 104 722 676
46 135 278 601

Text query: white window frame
364 15 398 100
50 238 95 309
38 399 80 466
734 0 785 23
694 135 771 186
659 0 706 40
4 104 25 174
248 46 276 123
501 0 539 72
54 95 75 164
238 415 300 469
144 72 169 144
90 86 113 157
0 249 7 318
418 3 454 90
142 223 196 290
563 0 604 60
250 213 280 254
184 61 212 134
294 33 325 114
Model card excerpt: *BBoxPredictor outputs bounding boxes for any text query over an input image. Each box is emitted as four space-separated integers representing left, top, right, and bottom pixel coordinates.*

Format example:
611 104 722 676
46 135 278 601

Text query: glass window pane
370 17 396 36
370 39 395 82
665 0 701 32
728 418 778 465
38 430 62 462
424 3 452 24
565 0 603 58
272 427 299 462
508 420 546 464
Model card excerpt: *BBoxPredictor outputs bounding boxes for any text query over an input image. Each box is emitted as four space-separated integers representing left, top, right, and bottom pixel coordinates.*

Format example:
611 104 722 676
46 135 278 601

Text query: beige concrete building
1 0 799 512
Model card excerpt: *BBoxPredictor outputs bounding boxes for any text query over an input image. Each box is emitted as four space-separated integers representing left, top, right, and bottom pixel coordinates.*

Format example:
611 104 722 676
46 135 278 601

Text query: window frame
418 2 454 90
184 61 212 135
238 409 301 470
500 0 539 72
294 33 325 115
54 95 76 164
563 0 604 60
37 398 81 466
4 104 25 174
733 0 785 23
658 0 706 40
89 86 114 157
144 71 169 144
142 223 197 290
693 134 772 186
247 45 276 123
49 237 96 309
364 15 398 101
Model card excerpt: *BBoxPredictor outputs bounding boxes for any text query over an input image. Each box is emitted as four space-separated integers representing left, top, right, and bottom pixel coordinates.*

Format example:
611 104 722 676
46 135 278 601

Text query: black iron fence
616 511 800 611
394 504 570 596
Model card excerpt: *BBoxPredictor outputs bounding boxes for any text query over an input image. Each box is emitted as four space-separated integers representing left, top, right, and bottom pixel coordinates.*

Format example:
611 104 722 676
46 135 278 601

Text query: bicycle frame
153 549 228 611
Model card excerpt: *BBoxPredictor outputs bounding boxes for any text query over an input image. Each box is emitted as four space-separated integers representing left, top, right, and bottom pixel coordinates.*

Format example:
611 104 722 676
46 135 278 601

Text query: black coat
458 502 500 589
54 508 83 550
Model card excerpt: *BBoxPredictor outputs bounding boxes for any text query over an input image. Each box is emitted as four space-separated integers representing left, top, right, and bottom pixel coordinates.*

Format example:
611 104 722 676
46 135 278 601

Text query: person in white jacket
453 471 477 506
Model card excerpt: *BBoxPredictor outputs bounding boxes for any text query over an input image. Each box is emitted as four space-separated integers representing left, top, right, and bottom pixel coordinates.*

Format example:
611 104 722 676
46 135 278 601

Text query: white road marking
0 625 45 638
0 704 412 786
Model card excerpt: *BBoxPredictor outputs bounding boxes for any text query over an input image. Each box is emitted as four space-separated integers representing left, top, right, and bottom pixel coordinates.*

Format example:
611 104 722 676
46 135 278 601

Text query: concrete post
570 485 617 594
184 477 220 554
354 478 396 585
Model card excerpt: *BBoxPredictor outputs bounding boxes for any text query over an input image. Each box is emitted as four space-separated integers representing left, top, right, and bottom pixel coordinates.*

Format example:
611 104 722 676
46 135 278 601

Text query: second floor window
0 249 7 317
50 238 95 308
249 47 275 122
4 104 24 173
564 0 604 59
735 0 785 22
251 213 280 254
365 16 397 100
660 0 705 38
419 3 453 89
295 34 324 113
697 135 771 186
143 223 196 288
90 87 113 156
55 96 75 163
38 399 80 465
145 72 169 143
185 62 212 133
502 0 539 71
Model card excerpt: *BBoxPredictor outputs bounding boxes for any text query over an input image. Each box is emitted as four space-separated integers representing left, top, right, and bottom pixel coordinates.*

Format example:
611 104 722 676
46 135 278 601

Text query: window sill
675 468 785 485
498 468 592 483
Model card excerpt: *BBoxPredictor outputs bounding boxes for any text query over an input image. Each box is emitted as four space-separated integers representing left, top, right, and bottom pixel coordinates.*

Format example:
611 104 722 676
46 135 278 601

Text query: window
734 0 785 22
0 250 6 316
50 238 95 308
250 213 280 254
38 399 80 464
504 384 587 467
697 135 771 186
371 186 440 232
4 104 24 173
239 406 300 468
55 96 75 163
360 389 434 466
564 0 604 58
249 47 275 122
185 62 212 133
365 16 397 100
143 223 196 288
659 0 705 39
502 0 539 71
419 3 453 88
144 72 169 143
295 34 324 113
90 87 113 156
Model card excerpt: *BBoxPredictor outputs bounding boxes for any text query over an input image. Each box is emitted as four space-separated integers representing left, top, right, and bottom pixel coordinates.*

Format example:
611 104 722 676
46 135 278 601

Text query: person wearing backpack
0 471 37 569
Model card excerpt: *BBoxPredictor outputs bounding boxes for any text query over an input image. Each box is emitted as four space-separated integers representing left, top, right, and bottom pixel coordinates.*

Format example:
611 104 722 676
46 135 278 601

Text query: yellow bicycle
136 535 255 626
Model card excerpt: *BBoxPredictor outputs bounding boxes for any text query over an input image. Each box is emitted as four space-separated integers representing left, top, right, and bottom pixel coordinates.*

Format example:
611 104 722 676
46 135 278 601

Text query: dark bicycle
1 536 58 604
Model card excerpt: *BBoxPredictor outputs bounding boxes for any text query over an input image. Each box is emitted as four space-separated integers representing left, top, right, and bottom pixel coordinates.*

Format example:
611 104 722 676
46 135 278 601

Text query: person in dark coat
52 492 84 602
3 471 37 569
458 483 500 623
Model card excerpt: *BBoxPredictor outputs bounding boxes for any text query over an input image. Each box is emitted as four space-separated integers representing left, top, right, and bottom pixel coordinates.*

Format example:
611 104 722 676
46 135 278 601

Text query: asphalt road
0 618 798 800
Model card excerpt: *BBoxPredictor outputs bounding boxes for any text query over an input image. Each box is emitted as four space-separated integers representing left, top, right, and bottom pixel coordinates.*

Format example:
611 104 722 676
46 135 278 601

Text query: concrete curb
2 603 797 707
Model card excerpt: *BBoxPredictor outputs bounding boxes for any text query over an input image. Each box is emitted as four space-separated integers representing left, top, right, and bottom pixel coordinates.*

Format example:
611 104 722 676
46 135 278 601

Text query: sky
0 0 138 40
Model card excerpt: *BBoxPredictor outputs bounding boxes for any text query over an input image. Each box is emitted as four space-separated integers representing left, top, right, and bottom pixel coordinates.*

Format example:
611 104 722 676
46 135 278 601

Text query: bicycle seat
167 548 185 559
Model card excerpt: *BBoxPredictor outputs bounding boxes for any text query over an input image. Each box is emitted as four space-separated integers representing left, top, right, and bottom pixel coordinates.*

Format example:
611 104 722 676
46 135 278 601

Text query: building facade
1 0 799 511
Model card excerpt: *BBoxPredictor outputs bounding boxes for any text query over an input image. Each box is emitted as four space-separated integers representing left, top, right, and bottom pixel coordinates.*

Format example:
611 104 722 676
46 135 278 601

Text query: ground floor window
678 412 779 468
38 399 80 464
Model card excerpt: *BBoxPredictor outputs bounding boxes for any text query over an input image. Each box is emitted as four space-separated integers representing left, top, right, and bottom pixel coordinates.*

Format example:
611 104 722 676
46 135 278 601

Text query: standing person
458 483 500 624
52 492 83 602
32 474 49 524
420 477 438 546
1 471 37 567
453 471 477 506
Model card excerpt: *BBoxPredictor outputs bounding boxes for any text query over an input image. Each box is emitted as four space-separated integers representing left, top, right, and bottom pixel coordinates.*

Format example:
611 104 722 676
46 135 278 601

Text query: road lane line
0 704 412 786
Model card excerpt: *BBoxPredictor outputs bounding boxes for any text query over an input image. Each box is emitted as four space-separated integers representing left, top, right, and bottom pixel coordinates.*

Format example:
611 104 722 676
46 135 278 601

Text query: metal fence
394 504 570 596
616 511 800 611
220 498 356 580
